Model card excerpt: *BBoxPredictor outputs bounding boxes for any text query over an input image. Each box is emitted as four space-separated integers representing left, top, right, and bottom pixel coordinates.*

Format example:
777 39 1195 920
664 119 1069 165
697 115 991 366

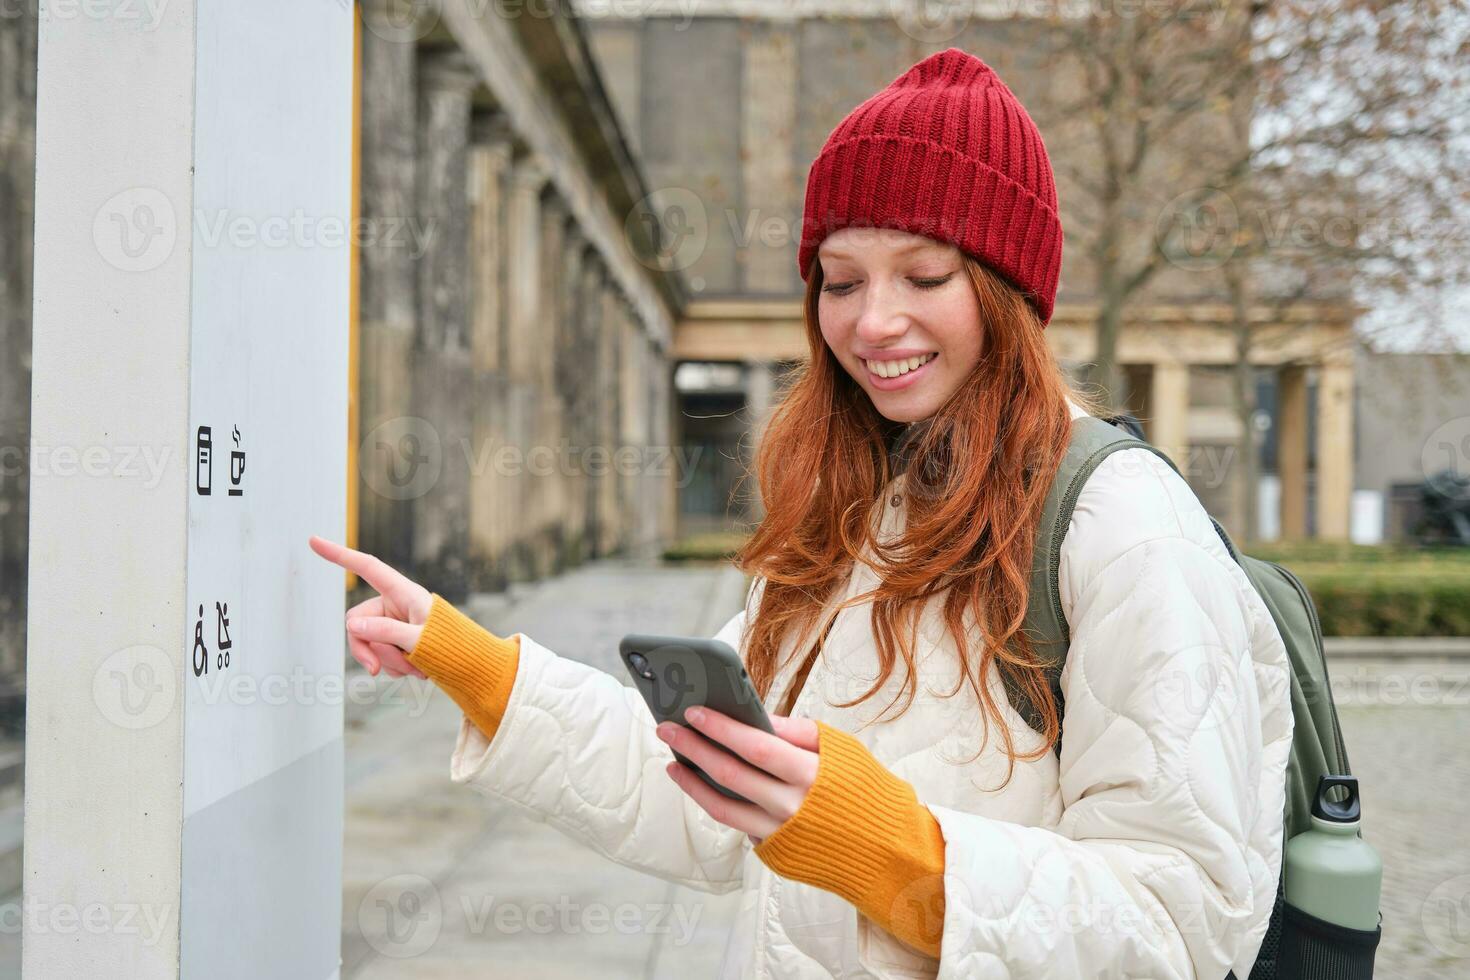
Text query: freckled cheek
818 318 858 373
930 301 984 370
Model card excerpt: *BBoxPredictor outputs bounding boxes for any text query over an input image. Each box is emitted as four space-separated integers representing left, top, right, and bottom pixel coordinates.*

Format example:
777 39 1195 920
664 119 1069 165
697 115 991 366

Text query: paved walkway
0 559 1461 977
1330 658 1470 979
338 559 1470 980
340 558 749 979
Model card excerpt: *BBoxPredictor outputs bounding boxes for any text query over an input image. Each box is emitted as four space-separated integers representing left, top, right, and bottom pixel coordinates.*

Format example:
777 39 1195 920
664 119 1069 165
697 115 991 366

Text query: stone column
415 50 475 355
357 7 420 575
1316 358 1355 540
618 295 647 552
411 48 477 600
1147 358 1191 472
1122 363 1153 422
652 339 677 552
1278 364 1309 540
507 152 549 384
536 189 569 574
740 24 798 292
0 9 36 701
466 110 517 592
745 359 776 520
577 246 609 558
557 220 589 563
503 150 549 581
599 280 625 555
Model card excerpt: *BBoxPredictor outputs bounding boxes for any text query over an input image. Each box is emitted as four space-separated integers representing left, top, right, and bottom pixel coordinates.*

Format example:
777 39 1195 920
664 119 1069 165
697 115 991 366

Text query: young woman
312 47 1292 979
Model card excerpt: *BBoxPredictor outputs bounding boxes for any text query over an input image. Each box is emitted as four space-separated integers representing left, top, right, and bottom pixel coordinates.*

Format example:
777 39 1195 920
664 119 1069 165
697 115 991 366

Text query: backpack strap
1009 414 1290 979
1007 415 1184 754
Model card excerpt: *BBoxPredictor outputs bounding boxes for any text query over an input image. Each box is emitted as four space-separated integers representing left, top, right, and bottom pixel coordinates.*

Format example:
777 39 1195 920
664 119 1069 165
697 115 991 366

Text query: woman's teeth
864 352 936 378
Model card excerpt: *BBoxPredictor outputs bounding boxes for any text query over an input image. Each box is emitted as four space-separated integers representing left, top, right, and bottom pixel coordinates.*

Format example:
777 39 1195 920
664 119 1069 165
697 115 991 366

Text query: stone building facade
578 2 1361 544
0 2 689 721
354 0 687 602
0 1 1392 728
0 10 35 721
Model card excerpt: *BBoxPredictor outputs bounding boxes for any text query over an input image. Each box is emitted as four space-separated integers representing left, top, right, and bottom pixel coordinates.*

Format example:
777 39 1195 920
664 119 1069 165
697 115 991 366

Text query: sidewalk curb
1325 636 1470 659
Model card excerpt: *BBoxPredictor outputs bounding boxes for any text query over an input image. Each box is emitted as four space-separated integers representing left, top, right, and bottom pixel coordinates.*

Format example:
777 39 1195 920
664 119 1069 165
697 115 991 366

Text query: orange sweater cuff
753 720 946 958
405 593 521 742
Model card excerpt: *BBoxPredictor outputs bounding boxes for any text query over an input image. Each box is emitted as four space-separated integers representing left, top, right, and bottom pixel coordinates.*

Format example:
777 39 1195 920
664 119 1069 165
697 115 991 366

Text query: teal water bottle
1285 775 1382 929
1278 775 1382 979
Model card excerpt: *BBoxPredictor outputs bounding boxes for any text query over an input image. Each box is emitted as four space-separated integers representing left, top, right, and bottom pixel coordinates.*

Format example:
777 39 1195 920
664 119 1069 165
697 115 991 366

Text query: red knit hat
797 47 1064 327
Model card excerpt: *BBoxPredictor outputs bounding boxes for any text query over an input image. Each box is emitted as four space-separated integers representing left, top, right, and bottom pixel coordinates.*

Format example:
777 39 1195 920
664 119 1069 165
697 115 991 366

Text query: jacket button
890 493 902 507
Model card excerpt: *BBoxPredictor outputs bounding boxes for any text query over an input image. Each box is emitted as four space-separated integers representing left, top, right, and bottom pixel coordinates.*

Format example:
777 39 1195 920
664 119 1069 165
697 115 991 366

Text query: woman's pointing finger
309 535 432 623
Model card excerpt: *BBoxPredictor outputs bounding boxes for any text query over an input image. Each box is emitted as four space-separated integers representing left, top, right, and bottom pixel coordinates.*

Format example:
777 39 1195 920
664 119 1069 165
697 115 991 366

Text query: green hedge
664 533 1470 637
661 531 749 563
1243 540 1470 637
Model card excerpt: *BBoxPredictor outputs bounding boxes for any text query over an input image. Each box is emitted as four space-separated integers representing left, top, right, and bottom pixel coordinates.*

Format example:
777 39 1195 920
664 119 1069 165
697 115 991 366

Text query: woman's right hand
308 535 431 679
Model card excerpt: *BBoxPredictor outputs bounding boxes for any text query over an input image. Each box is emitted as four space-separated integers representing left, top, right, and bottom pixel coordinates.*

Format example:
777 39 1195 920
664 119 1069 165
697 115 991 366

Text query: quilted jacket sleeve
440 594 756 894
925 448 1294 980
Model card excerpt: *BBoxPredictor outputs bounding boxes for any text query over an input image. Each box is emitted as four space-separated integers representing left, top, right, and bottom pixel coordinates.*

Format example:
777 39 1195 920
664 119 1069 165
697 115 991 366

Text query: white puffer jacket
442 399 1295 979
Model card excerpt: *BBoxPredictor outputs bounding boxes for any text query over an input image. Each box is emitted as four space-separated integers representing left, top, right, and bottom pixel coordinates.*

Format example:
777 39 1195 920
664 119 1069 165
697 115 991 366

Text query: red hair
734 253 1108 784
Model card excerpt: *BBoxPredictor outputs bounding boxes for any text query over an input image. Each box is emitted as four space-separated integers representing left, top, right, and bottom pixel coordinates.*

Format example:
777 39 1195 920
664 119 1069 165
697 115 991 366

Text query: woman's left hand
657 707 820 842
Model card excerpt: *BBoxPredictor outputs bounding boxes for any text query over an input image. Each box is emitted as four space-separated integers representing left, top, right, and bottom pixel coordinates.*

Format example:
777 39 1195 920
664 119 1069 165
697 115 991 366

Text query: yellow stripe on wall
346 0 362 590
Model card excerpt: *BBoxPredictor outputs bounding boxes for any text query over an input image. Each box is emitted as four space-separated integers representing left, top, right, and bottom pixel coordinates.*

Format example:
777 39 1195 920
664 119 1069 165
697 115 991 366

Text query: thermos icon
196 425 212 495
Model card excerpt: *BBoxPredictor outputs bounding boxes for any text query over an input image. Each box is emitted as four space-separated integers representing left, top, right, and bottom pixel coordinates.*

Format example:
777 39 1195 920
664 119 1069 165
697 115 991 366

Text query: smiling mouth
862 352 937 379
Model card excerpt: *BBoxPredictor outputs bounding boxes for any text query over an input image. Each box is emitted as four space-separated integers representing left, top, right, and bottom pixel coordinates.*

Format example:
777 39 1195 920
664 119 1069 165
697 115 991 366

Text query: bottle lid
1311 774 1361 823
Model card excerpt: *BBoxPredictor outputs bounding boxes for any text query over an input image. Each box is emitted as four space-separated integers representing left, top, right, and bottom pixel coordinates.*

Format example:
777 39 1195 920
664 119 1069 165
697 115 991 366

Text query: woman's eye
822 273 953 295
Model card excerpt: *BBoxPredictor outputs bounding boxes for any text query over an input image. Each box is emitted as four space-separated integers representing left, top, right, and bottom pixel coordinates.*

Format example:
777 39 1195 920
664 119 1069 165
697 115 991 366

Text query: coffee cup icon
229 450 245 495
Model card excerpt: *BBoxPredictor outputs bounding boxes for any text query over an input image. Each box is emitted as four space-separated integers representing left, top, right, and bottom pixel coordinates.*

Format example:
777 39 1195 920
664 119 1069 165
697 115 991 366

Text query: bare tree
1030 0 1466 383
1026 0 1467 541
1206 0 1467 538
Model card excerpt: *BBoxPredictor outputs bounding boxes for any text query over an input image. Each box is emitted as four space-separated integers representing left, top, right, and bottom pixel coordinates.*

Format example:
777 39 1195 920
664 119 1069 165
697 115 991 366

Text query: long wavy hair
733 248 1110 783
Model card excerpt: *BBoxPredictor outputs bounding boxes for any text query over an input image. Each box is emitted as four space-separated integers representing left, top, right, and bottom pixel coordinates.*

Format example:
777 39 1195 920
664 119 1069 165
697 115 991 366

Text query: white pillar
1316 359 1356 540
1148 359 1191 470
26 3 352 976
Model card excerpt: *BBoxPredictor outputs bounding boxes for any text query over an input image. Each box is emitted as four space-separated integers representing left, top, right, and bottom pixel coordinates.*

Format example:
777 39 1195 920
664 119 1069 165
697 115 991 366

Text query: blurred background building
1 0 1467 732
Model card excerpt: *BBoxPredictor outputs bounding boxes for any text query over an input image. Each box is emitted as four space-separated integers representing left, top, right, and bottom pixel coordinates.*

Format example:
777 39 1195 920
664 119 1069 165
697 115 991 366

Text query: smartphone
619 632 774 805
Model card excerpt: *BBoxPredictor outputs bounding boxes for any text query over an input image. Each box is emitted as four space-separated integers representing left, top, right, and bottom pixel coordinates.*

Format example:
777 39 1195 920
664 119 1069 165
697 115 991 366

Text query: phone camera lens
628 652 653 679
